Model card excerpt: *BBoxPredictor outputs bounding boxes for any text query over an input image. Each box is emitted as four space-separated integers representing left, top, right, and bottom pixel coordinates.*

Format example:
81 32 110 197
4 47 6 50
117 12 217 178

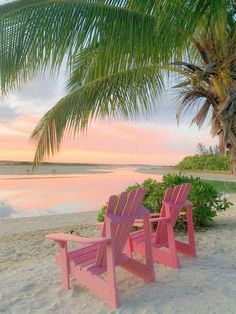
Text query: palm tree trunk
228 112 236 175
217 105 236 175
231 149 236 175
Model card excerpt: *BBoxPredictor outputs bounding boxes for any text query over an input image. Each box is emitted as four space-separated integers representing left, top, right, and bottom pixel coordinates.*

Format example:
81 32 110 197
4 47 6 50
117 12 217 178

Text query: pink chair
128 183 196 269
46 188 155 308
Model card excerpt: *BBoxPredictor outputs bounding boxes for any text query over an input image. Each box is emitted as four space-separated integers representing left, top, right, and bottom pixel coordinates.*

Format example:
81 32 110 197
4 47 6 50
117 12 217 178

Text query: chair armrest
45 233 111 244
95 222 104 226
162 200 192 209
134 211 166 225
134 216 171 225
150 213 160 217
150 216 171 222
134 218 144 224
133 222 145 228
184 200 193 207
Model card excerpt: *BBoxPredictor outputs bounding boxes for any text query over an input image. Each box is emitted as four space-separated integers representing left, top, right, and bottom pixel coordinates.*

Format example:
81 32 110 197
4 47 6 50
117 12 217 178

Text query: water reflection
0 167 162 218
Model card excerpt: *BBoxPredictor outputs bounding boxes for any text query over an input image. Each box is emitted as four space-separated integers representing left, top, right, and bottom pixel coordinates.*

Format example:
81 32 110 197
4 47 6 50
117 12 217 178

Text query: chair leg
166 221 180 268
186 205 197 257
143 215 155 281
162 204 180 268
175 205 196 257
124 237 133 258
106 225 120 308
59 241 70 290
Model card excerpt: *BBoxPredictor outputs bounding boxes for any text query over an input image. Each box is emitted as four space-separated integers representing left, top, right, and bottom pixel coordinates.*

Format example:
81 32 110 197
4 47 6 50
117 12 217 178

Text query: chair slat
113 189 145 262
96 195 119 266
95 188 145 267
154 187 173 245
154 184 191 246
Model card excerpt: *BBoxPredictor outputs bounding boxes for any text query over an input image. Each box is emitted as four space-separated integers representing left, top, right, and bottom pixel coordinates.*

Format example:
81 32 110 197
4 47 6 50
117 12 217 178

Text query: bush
97 205 107 222
177 154 231 172
97 173 232 231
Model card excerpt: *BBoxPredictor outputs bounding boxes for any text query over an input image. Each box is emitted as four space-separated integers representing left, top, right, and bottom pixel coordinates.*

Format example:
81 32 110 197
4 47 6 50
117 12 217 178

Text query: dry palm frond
191 99 211 128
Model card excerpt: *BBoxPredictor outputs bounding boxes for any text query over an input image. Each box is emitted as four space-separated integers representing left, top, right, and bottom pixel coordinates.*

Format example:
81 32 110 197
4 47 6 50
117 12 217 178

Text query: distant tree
196 143 220 156
209 145 220 156
196 143 207 156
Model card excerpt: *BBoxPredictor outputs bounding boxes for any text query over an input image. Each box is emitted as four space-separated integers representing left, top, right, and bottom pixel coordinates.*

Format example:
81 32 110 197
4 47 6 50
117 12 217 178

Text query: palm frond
191 99 211 128
31 65 163 165
155 0 213 62
0 0 158 93
171 61 203 73
176 91 202 122
172 80 192 89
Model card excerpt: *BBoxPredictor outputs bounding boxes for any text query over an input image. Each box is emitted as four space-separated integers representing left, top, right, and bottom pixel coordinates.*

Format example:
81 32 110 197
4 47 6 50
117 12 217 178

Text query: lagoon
0 166 162 219
1 164 236 219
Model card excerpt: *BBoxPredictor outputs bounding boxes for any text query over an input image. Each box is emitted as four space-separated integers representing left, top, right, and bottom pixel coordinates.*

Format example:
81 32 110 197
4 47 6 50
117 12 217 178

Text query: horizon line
0 160 174 167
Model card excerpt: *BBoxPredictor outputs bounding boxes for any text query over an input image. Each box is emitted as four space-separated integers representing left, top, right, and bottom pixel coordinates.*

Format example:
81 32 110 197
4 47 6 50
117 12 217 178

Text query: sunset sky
0 65 217 166
0 0 217 166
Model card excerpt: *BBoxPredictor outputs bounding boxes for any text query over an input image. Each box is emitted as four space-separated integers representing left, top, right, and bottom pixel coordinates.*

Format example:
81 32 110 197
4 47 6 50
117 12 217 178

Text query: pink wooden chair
128 183 196 269
46 188 155 308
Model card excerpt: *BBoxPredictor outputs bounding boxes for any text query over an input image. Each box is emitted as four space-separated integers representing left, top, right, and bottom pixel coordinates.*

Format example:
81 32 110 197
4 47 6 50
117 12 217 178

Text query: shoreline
136 166 236 182
0 211 99 236
0 163 170 176
1 164 236 182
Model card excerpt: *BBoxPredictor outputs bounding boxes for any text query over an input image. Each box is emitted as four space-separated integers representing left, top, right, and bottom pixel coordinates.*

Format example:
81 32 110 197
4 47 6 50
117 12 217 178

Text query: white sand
1 196 236 314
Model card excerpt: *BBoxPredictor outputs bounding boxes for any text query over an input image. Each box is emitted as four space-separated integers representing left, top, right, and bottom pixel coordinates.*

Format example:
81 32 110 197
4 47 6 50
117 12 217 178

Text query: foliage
160 173 232 229
97 205 107 223
177 154 231 172
177 143 231 171
1 1 236 166
196 143 220 156
97 174 232 230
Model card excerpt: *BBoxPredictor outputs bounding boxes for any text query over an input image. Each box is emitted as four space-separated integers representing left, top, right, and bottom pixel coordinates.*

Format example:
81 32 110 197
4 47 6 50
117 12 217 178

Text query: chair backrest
95 188 146 267
154 183 191 246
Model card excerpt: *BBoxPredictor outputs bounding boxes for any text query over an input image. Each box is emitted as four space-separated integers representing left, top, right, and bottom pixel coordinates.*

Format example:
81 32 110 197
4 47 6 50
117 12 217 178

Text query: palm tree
1 1 236 172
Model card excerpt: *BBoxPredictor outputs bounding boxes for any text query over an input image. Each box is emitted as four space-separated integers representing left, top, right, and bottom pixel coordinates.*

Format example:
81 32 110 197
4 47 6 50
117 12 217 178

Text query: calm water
0 167 162 219
205 179 236 194
1 166 236 219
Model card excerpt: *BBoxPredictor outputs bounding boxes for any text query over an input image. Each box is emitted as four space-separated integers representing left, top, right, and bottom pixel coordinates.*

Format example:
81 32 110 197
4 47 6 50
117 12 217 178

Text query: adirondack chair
128 183 196 269
46 188 155 309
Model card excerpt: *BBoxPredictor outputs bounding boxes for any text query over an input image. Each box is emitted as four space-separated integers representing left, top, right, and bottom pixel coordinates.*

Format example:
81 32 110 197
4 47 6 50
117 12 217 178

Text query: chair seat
130 230 155 245
67 243 131 275
67 243 104 274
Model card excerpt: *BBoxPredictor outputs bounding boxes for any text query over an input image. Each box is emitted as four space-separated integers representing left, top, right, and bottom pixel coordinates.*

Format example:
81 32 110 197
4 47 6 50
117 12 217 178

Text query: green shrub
97 173 232 231
161 173 232 229
177 154 231 172
97 206 107 222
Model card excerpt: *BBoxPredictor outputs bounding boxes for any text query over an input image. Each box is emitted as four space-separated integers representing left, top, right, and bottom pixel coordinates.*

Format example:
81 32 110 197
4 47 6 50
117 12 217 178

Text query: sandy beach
1 192 236 314
2 1 236 313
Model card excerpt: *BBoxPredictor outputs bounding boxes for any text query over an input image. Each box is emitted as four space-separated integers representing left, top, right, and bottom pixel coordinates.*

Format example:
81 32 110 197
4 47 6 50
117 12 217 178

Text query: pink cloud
0 114 217 165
